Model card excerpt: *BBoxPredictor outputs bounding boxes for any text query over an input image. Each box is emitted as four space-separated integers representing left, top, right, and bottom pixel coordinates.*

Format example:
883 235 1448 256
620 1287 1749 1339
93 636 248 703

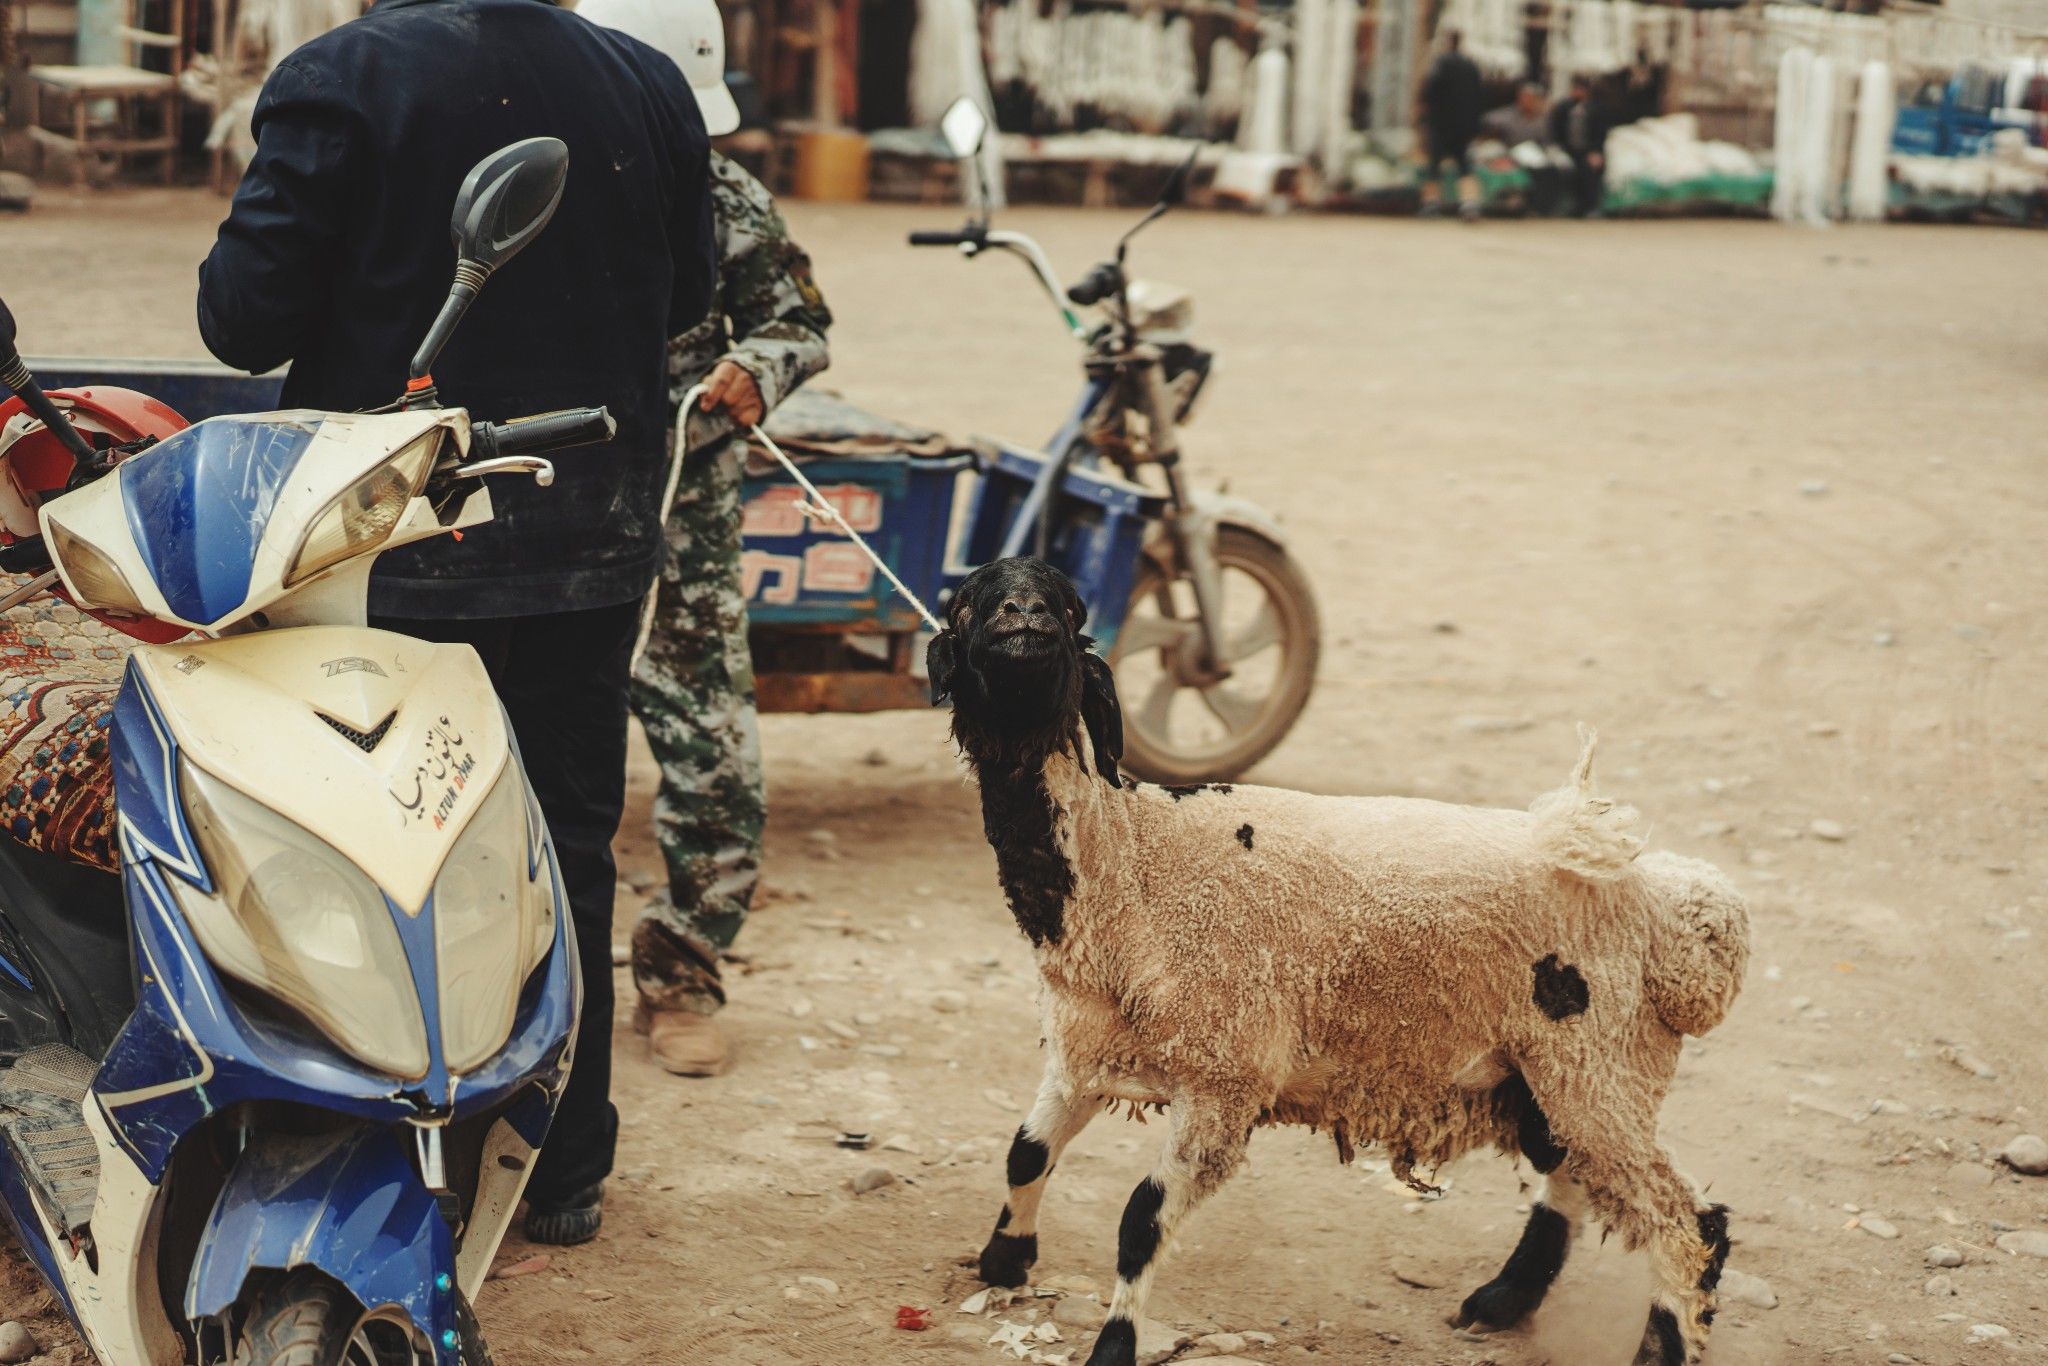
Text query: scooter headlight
171 760 432 1080
46 519 152 617
434 771 555 1073
284 432 439 586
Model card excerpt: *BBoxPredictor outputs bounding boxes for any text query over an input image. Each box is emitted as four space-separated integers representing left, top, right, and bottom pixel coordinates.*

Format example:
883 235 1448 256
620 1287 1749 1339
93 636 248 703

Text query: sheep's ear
1062 577 1090 632
1078 647 1123 782
926 629 958 705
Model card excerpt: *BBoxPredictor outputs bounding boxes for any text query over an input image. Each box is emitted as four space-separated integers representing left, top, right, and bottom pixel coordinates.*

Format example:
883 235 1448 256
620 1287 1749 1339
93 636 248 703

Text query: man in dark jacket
197 0 717 1246
1550 74 1612 217
1419 29 1485 219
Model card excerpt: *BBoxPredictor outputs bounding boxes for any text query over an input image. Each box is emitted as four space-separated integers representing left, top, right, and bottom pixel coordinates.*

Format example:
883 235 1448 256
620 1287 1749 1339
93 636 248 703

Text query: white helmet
577 0 740 137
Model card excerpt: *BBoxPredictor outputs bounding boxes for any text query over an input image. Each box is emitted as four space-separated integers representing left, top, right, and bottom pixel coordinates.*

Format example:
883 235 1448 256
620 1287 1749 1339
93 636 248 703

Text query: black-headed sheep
928 557 1750 1366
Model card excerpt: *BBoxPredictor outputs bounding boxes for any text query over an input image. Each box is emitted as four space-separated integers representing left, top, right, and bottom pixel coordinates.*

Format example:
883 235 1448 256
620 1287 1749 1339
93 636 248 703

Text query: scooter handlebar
469 407 615 462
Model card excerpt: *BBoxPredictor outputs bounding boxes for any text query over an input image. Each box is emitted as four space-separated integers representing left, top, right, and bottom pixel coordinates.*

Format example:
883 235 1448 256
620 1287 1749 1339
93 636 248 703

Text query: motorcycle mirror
940 97 988 160
0 295 98 464
407 137 570 399
1116 148 1201 258
1159 147 1199 206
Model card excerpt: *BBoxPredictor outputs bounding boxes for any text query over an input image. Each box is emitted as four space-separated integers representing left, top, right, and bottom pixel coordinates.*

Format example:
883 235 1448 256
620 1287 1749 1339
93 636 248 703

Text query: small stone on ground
0 1322 38 1365
1136 1316 1191 1365
1719 1268 1777 1309
1995 1230 2048 1259
1997 1133 2048 1175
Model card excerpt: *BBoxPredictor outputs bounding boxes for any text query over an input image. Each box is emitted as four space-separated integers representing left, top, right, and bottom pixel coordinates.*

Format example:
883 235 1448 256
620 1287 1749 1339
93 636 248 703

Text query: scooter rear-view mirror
406 137 570 403
451 136 570 272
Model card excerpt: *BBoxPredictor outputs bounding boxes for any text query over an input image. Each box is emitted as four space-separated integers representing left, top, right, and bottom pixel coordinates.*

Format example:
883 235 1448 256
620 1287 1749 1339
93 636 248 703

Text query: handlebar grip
472 407 615 461
908 228 979 247
1066 263 1120 307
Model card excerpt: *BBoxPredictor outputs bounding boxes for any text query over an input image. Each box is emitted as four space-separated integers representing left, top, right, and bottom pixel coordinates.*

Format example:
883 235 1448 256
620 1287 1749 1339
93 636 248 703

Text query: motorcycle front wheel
1110 526 1320 784
229 1269 494 1366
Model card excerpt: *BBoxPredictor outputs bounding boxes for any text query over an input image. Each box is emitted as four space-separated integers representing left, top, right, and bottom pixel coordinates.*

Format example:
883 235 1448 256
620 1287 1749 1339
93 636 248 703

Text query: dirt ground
2 191 2046 1366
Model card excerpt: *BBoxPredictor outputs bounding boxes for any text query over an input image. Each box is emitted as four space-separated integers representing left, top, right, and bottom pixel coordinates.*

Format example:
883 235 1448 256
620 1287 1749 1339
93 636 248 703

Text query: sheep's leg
1575 1138 1731 1366
1086 1098 1252 1366
1453 1171 1589 1332
978 1070 1100 1286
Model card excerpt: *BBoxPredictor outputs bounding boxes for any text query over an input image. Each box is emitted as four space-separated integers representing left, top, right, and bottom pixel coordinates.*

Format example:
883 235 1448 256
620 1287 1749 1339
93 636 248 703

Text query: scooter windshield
118 414 324 625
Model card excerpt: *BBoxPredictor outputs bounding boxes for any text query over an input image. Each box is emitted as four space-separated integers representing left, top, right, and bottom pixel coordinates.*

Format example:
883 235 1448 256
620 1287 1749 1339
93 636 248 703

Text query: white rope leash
750 420 945 634
634 386 944 670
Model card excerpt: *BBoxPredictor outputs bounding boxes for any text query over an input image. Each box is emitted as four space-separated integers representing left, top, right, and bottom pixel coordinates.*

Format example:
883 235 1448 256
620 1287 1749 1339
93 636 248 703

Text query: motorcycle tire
1110 526 1320 785
230 1268 494 1366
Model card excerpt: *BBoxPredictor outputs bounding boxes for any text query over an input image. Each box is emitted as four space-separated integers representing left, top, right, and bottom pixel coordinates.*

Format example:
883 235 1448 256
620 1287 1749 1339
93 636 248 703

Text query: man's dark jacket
197 0 716 618
1421 51 1484 144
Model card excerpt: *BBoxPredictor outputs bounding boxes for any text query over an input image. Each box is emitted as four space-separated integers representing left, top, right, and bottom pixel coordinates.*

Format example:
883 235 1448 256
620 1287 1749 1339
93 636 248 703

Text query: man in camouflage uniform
630 150 832 1077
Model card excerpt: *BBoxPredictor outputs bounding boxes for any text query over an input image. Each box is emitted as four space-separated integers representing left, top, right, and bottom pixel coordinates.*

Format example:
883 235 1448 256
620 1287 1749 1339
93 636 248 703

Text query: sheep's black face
929 557 1122 781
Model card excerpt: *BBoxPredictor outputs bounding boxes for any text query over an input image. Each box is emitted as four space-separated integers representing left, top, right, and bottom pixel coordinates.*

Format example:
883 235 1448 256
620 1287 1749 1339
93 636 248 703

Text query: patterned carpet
0 577 129 873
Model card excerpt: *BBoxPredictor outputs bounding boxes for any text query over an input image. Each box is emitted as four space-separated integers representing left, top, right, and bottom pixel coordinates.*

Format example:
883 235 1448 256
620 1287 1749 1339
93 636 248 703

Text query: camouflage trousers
629 438 765 1016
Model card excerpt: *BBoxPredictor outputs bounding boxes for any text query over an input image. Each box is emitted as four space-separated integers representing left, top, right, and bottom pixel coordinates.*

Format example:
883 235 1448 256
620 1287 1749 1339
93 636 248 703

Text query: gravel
1997 1133 2048 1176
1994 1231 2048 1259
1719 1268 1778 1309
850 1166 896 1194
1925 1245 1964 1268
1136 1317 1191 1366
0 1323 38 1365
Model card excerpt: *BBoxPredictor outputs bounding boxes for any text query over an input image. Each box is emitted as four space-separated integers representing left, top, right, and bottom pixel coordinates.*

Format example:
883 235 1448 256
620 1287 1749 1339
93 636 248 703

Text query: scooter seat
0 580 125 874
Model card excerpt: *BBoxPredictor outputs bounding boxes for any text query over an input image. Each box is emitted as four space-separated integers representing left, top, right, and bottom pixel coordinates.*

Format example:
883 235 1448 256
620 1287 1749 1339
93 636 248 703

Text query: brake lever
444 455 556 486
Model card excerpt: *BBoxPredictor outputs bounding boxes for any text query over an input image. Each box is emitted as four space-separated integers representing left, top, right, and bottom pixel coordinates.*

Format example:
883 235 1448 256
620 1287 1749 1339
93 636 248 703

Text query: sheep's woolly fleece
1026 732 1750 1199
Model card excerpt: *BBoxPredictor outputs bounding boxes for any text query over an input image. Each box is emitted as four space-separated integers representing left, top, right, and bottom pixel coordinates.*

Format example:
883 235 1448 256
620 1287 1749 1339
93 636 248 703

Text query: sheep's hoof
1452 1278 1541 1333
1083 1318 1137 1366
978 1230 1038 1287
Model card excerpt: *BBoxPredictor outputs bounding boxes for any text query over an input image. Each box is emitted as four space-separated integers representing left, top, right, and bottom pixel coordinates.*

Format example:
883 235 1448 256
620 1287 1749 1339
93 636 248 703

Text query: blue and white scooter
0 139 610 1365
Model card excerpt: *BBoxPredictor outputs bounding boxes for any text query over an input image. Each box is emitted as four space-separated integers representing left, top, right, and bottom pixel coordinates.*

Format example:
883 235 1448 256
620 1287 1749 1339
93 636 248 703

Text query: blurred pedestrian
1419 29 1485 220
574 0 834 1080
1551 74 1611 217
1483 82 1567 216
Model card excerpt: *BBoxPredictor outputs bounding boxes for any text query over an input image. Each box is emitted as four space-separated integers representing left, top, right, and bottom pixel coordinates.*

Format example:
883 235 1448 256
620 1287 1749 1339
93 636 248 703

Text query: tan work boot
647 1008 732 1077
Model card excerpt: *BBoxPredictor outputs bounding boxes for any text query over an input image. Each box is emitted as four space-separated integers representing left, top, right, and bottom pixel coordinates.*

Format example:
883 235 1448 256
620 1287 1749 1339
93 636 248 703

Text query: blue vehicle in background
1893 69 2041 157
37 104 1320 787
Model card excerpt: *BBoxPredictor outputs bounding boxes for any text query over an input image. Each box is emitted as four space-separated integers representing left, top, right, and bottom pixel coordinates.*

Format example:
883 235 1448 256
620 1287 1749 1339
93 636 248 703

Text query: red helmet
0 385 193 642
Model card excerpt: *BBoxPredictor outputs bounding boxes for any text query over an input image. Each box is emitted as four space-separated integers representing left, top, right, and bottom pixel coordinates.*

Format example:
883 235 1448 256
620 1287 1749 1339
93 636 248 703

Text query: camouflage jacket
672 153 832 446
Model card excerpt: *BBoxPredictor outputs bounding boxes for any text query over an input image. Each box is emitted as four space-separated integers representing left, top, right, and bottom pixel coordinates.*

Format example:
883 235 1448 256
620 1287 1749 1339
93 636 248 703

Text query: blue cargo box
738 453 972 633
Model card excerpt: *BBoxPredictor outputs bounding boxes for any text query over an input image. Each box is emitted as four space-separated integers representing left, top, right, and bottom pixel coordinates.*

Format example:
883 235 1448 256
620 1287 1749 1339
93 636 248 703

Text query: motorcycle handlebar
1066 262 1122 307
908 227 986 248
469 407 615 462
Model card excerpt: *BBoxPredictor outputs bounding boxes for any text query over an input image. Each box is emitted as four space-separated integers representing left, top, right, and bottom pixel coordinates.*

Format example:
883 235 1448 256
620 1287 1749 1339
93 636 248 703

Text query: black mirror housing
1159 147 1198 208
451 136 569 272
0 296 17 358
407 138 570 395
